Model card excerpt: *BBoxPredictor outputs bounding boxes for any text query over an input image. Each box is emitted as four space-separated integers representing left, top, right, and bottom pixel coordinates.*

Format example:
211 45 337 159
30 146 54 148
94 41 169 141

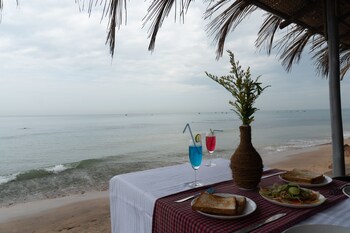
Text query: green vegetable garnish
288 186 300 195
260 183 318 204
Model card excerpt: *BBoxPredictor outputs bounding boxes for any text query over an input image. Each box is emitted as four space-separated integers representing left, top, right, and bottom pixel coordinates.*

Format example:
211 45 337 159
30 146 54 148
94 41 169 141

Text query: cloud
0 0 348 115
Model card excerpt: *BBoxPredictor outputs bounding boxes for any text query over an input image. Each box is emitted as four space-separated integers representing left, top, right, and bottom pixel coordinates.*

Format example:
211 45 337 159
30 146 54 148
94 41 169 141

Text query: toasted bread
281 169 325 184
192 192 243 216
236 196 246 215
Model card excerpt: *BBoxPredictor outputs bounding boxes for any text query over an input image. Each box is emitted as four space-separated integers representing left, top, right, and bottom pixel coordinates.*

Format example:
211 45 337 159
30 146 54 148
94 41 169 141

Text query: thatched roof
253 0 350 46
204 0 350 78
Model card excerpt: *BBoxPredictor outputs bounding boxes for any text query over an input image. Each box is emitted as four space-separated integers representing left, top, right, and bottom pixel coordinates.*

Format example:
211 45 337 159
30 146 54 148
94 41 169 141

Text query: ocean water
1 109 350 206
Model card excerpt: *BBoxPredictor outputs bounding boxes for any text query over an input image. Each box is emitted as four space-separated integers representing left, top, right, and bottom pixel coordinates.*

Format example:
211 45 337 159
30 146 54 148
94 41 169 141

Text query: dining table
109 158 350 233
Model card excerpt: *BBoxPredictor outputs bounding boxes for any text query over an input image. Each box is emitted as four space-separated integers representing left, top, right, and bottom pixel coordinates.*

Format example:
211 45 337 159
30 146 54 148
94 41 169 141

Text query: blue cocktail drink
182 123 203 187
189 144 202 170
188 140 203 187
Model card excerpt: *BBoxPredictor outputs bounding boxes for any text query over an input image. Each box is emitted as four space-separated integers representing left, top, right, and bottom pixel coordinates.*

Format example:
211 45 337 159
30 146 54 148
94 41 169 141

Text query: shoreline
267 138 350 175
0 191 108 224
0 194 110 233
1 140 350 232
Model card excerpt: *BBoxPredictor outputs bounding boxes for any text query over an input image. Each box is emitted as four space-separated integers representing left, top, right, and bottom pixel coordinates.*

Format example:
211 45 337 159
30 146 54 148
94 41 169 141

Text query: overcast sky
0 0 349 115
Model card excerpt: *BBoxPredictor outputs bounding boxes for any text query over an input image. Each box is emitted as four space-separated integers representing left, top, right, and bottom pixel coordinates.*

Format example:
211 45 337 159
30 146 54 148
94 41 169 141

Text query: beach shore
268 138 350 175
1 140 350 233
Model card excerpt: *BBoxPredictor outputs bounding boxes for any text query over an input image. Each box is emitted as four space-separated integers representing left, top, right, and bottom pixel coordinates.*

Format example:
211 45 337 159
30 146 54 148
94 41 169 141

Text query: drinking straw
213 129 223 133
210 128 214 135
183 123 202 154
209 129 223 135
183 123 196 145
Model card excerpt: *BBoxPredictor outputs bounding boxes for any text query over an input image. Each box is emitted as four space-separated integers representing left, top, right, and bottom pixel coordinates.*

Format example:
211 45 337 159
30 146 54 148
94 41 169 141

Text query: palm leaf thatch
204 0 258 58
256 15 316 72
256 14 350 79
204 0 350 79
76 0 128 57
87 0 350 78
0 0 19 11
142 0 193 51
0 0 19 21
77 0 193 55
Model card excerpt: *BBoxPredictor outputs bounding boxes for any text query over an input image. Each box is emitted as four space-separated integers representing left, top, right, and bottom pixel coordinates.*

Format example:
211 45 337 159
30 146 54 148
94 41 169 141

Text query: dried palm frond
204 0 258 58
143 0 189 51
0 1 2 21
275 26 312 72
76 0 127 57
298 31 350 79
0 0 19 21
255 14 282 54
181 0 349 78
142 0 193 50
255 12 350 78
79 0 194 56
339 49 350 79
76 0 350 78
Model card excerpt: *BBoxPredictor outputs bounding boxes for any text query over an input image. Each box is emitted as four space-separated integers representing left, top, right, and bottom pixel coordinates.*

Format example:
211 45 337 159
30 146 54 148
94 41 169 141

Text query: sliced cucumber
288 186 300 195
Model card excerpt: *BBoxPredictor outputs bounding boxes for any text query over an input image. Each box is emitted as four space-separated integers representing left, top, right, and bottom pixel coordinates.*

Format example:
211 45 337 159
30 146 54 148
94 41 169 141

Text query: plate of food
343 185 350 198
259 183 326 208
191 192 256 219
279 169 332 187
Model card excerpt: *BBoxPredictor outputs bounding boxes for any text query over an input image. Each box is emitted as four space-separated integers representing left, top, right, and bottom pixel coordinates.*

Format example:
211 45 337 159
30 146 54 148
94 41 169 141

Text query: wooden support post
326 0 345 176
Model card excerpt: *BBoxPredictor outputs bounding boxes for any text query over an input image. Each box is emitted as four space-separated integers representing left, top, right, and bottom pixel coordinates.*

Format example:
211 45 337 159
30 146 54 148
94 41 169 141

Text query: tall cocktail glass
188 140 203 187
205 132 216 167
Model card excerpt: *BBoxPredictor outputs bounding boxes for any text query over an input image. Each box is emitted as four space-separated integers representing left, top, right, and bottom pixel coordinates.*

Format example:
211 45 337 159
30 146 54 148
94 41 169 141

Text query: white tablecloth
109 158 350 233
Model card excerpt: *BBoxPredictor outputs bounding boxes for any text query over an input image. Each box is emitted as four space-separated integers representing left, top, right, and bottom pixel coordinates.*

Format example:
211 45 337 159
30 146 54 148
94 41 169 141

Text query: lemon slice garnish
195 134 201 143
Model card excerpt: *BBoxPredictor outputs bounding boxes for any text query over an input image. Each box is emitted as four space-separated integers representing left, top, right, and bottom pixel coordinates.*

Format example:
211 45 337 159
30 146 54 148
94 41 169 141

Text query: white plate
259 188 326 208
279 175 332 187
343 186 350 198
191 193 256 219
283 224 350 233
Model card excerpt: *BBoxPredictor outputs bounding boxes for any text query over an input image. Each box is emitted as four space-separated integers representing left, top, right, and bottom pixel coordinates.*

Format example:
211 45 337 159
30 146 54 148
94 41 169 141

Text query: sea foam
0 173 17 185
45 164 69 173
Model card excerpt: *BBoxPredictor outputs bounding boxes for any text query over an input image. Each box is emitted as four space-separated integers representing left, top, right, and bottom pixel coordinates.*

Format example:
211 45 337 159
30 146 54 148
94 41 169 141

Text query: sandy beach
1 140 350 233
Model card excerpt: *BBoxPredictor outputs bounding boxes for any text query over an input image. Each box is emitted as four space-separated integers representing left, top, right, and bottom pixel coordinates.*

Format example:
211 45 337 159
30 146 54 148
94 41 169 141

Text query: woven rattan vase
230 125 263 190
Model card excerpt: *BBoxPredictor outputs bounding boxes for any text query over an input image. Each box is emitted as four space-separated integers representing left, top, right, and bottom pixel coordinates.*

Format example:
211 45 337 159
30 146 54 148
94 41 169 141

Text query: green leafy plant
205 50 270 125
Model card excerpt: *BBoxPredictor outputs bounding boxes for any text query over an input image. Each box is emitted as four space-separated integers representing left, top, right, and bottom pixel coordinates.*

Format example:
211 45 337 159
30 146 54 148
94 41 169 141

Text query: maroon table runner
152 169 348 233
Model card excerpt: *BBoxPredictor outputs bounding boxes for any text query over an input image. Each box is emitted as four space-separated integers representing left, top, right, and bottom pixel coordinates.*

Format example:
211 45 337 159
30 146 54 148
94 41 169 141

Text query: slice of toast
236 196 246 215
281 169 325 184
192 192 238 216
